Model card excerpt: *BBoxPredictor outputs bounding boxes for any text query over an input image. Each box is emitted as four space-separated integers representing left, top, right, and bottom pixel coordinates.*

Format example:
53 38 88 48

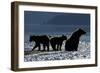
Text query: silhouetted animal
50 35 67 51
65 28 86 51
29 35 49 51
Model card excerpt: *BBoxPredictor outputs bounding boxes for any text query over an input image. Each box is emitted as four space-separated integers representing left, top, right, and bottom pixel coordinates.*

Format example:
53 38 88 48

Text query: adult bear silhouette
29 35 49 51
65 28 86 51
50 35 67 51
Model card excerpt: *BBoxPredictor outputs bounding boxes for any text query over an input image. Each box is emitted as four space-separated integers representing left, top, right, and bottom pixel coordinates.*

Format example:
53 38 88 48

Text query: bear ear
49 35 52 37
30 35 35 37
62 34 64 36
79 28 81 30
78 28 82 31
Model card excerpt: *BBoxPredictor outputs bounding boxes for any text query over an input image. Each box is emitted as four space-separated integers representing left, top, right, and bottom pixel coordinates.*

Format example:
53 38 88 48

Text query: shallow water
24 41 90 62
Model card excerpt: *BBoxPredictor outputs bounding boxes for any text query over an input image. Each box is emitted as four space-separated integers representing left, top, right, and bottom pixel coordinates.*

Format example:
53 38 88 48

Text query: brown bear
29 35 50 51
65 28 86 51
50 35 67 51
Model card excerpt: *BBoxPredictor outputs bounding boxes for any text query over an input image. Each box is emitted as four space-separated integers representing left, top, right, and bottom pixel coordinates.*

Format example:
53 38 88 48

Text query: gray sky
24 11 90 35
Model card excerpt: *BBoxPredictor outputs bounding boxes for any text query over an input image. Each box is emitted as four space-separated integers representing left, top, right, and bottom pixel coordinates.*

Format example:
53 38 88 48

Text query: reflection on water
24 41 90 61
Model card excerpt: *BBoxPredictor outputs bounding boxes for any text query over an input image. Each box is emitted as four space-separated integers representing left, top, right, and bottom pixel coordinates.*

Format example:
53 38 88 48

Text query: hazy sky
24 11 90 35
